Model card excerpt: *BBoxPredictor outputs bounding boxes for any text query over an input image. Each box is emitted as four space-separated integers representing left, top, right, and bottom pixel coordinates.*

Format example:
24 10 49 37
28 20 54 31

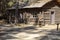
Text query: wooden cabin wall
19 8 50 25
19 9 35 23
54 7 60 24
42 6 60 24
41 1 60 24
7 6 60 24
39 8 51 24
19 8 42 24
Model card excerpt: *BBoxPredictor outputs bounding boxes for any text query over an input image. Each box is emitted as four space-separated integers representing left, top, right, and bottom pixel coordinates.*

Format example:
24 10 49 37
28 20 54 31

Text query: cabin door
50 11 55 24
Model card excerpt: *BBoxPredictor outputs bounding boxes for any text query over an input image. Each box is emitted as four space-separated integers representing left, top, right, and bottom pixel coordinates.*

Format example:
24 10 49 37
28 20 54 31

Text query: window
51 11 54 14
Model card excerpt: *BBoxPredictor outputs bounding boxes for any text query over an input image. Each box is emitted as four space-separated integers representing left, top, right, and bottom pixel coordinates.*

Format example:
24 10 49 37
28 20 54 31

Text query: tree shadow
0 26 36 36
23 26 36 30
0 35 18 40
5 26 36 32
39 29 60 40
0 26 37 40
25 29 50 34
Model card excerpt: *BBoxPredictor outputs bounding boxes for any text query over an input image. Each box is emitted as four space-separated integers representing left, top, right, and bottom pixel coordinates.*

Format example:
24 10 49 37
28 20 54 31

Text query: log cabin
6 0 60 25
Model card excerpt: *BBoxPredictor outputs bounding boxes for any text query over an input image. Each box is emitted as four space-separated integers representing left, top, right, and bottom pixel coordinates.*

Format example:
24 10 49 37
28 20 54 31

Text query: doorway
50 11 55 24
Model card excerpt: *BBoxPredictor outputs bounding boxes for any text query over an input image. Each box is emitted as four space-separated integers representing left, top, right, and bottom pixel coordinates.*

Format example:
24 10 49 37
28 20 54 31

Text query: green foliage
8 1 14 7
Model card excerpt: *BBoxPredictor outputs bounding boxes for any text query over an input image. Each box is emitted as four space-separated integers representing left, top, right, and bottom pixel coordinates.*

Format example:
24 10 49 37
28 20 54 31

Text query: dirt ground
0 24 60 40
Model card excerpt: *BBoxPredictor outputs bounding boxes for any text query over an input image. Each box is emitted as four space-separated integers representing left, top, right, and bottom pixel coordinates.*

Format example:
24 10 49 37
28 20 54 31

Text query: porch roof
23 0 52 8
8 0 52 10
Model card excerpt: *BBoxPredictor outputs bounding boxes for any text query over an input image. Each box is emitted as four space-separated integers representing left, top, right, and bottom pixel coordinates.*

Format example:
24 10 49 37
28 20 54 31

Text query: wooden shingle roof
7 0 52 10
23 0 52 8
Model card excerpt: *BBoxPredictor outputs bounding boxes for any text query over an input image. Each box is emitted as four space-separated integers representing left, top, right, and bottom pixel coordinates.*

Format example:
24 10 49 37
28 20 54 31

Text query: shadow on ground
0 35 18 40
0 26 36 36
0 26 37 40
1 25 60 40
39 29 60 40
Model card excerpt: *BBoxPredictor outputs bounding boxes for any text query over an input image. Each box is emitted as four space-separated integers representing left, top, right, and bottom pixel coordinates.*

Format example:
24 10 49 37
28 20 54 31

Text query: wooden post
57 23 59 31
42 11 45 26
15 1 19 24
39 21 42 27
9 12 12 24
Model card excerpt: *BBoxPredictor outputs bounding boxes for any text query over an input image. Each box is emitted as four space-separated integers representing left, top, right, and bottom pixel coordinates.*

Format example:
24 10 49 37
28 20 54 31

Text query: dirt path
0 24 60 40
